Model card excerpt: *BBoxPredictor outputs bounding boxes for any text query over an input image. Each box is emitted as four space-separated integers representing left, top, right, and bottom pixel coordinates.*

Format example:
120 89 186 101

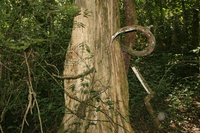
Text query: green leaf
85 44 90 53
106 101 114 105
70 84 75 91
96 106 101 111
85 124 89 130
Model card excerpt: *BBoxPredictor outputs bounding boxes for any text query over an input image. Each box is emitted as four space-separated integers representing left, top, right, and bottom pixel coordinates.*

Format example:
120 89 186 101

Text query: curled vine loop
111 25 156 57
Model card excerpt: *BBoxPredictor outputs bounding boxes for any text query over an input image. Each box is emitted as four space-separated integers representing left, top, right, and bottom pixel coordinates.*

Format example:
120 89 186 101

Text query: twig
0 62 12 72
0 124 4 133
20 52 44 133
52 67 94 79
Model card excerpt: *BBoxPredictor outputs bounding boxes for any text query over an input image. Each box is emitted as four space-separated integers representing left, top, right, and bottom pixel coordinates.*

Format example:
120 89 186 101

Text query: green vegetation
128 0 199 132
0 0 199 132
0 0 78 132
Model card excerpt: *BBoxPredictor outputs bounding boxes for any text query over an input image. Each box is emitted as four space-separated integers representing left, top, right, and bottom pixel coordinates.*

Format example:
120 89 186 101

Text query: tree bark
58 0 134 133
123 0 137 73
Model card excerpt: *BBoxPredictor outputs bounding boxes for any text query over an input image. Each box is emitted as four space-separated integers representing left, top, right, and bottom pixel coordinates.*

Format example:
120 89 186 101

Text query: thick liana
111 25 156 57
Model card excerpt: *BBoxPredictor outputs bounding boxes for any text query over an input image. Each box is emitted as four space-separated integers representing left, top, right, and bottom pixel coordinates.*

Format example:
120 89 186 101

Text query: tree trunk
123 0 137 73
58 0 134 133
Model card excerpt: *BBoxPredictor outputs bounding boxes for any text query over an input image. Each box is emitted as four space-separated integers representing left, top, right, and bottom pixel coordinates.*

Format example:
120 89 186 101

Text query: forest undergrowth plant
128 51 200 132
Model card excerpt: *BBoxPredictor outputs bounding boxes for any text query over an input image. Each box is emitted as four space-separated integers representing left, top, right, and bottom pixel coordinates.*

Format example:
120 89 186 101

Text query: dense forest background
0 0 199 132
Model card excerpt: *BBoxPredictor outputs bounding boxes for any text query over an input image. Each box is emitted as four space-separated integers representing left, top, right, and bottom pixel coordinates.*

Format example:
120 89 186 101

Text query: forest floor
130 95 200 133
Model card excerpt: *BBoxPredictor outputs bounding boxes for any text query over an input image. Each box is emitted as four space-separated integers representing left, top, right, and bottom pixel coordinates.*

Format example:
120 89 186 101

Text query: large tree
57 0 155 132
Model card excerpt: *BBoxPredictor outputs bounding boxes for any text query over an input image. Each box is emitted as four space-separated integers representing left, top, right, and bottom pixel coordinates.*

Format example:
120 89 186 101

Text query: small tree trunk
123 0 137 73
58 0 134 133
